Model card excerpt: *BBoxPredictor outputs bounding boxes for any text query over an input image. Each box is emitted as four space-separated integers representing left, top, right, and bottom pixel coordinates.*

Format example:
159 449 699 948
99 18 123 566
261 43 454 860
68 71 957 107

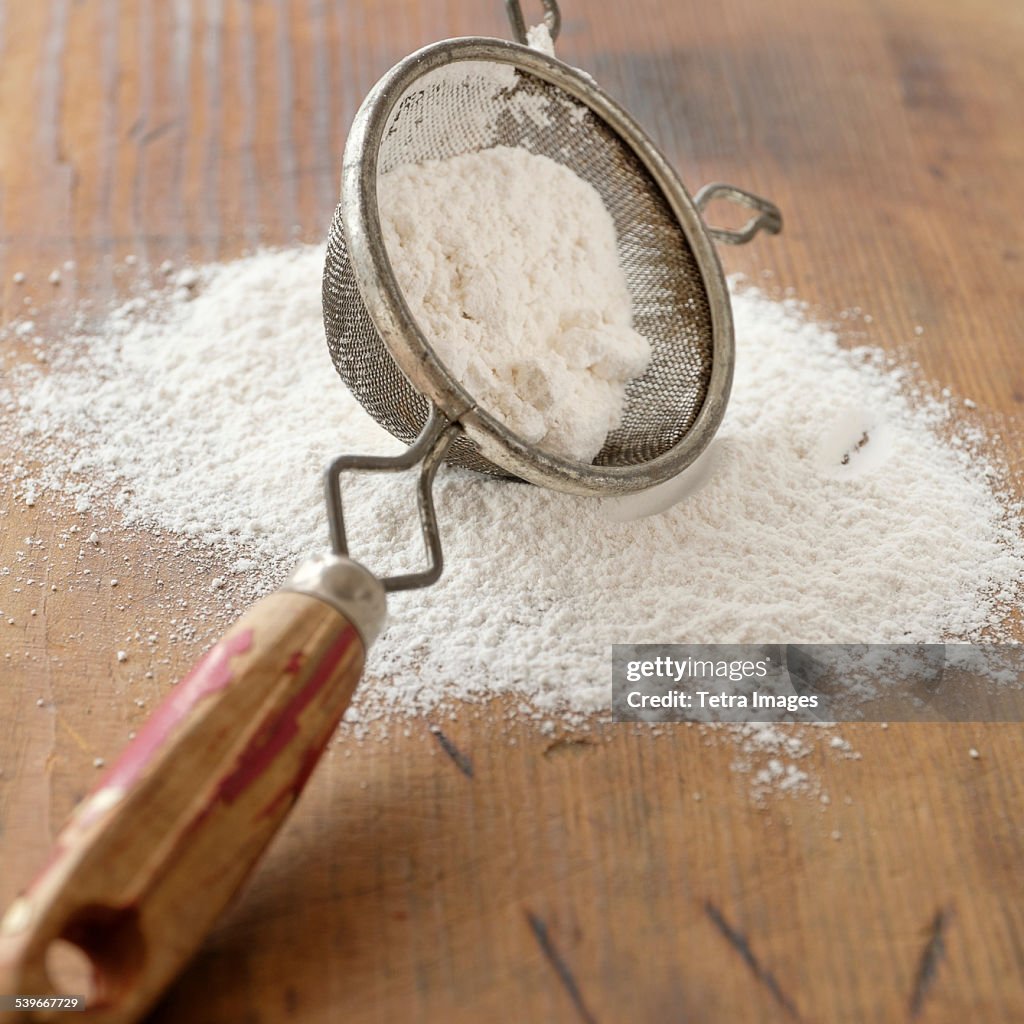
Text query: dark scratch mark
542 737 596 759
909 907 951 1018
139 119 178 147
886 34 961 117
704 901 800 1020
525 911 597 1024
428 725 473 779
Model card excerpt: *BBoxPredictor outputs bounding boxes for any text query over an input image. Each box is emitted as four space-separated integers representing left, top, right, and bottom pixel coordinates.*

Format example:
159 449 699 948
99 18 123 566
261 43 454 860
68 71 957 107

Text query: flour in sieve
378 146 651 462
2 247 1023 734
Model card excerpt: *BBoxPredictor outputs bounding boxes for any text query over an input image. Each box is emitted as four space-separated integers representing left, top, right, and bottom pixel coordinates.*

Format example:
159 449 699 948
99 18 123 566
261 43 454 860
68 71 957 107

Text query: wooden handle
0 591 365 1023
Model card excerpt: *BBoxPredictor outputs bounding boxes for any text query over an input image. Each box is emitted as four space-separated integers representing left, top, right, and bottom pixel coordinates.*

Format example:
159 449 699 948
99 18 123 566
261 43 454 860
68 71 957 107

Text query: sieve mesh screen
323 58 713 478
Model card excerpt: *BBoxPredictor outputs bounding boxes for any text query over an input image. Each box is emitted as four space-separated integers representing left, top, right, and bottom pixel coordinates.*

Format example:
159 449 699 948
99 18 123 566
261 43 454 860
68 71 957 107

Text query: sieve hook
324 409 459 593
505 0 561 45
694 183 783 246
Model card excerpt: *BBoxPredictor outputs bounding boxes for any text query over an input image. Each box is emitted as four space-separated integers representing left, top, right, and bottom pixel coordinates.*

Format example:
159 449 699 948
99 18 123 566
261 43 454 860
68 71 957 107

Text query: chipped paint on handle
75 630 255 829
0 590 366 1024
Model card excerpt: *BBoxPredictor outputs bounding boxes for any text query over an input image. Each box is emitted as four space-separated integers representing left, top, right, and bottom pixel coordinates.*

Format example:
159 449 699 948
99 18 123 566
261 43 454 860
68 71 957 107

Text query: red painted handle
0 591 364 1024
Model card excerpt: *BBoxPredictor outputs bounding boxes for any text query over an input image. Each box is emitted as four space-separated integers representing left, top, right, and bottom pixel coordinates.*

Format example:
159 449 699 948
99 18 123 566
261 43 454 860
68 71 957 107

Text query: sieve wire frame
340 37 735 498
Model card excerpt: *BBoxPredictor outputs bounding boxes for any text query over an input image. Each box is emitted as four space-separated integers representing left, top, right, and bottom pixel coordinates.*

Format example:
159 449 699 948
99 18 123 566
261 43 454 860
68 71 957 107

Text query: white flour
379 146 651 462
2 248 1023 792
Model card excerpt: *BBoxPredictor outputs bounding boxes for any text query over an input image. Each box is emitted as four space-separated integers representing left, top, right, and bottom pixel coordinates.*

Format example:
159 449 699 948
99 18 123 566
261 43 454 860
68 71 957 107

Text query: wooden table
1 1 1022 1021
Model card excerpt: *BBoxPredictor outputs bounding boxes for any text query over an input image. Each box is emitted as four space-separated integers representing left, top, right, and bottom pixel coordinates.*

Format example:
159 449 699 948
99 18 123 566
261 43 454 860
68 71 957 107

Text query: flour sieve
0 4 780 1020
323 0 781 504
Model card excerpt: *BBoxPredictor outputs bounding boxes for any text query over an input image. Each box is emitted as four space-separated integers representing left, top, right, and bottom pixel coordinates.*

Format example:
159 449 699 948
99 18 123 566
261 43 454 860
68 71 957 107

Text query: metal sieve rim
340 37 734 498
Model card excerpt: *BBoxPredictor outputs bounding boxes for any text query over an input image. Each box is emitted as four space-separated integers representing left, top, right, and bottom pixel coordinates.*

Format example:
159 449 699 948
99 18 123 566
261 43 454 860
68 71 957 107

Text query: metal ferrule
282 553 388 649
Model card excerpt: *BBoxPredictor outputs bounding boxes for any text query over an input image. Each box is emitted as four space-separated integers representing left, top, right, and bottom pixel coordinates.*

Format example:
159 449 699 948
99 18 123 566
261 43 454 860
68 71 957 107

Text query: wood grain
1 1 1022 1022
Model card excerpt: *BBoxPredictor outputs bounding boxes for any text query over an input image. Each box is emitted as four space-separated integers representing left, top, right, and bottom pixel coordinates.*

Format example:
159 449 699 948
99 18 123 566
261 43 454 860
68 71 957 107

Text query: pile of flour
3 243 1023 731
378 146 651 462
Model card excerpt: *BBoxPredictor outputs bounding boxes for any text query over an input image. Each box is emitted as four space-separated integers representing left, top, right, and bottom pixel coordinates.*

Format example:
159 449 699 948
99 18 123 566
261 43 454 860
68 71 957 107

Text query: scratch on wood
704 901 801 1020
525 910 597 1024
909 906 951 1018
428 725 473 779
57 716 93 757
138 119 179 147
543 737 596 759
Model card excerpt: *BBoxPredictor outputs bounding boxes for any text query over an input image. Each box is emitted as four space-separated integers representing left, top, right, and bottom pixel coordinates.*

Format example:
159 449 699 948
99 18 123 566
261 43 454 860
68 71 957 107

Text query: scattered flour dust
379 146 651 462
2 246 1023 801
